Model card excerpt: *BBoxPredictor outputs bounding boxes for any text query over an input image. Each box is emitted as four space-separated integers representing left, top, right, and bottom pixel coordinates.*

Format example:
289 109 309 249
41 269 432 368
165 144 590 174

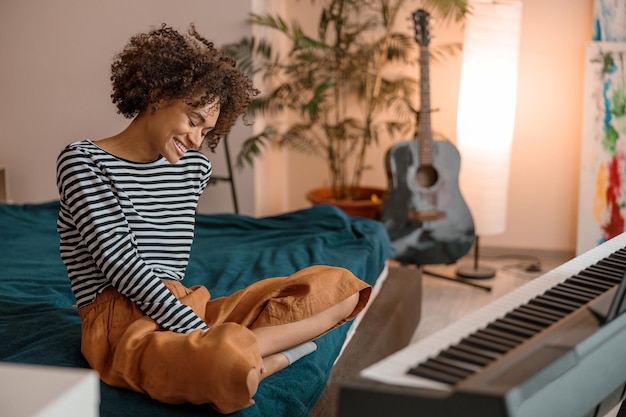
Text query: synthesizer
339 233 626 417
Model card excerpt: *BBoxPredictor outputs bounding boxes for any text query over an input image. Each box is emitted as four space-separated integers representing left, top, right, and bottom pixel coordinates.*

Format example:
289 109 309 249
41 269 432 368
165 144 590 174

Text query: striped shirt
56 139 212 334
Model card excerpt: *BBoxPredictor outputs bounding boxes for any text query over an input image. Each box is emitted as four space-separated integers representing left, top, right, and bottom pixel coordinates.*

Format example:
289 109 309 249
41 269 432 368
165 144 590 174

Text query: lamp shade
457 0 522 236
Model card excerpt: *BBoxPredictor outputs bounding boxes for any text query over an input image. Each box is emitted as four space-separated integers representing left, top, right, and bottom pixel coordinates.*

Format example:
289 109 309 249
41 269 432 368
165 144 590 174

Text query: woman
56 24 371 413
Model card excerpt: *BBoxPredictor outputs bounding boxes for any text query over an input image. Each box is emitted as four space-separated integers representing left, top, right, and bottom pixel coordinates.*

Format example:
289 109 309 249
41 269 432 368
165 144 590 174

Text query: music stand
588 268 626 324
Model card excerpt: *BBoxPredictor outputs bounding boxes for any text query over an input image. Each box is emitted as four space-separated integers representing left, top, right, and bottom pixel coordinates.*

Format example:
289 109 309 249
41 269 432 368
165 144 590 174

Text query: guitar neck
380 9 475 267
418 43 433 165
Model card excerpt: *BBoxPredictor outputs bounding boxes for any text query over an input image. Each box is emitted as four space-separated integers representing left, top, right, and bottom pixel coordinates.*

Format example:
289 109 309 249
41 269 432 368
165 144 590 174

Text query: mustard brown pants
78 265 371 413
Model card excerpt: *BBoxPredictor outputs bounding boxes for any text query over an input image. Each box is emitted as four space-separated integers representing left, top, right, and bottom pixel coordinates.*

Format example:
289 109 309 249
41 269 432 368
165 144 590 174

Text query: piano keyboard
360 232 626 391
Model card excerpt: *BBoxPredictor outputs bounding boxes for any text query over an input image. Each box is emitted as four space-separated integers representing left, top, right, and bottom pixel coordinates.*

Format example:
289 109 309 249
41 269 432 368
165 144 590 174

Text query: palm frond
430 42 463 63
300 81 333 122
235 129 274 168
417 0 469 22
386 32 418 63
280 123 323 156
248 13 290 34
226 0 467 197
223 36 276 77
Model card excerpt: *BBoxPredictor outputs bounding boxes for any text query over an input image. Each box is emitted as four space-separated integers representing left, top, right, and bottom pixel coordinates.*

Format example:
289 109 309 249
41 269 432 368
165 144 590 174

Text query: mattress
0 201 393 417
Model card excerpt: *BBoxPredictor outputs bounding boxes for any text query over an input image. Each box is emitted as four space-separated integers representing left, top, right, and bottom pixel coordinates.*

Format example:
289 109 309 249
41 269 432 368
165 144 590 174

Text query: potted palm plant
226 0 468 218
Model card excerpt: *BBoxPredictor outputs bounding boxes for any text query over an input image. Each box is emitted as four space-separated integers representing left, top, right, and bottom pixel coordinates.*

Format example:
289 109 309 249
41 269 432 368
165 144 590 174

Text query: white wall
0 0 254 215
0 0 595 253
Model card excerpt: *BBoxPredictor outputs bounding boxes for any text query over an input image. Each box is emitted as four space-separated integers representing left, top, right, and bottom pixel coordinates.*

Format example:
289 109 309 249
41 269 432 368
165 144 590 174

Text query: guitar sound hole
416 165 438 188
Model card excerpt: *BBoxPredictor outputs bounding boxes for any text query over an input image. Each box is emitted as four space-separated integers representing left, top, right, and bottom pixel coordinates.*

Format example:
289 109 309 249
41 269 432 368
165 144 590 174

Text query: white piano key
361 233 626 390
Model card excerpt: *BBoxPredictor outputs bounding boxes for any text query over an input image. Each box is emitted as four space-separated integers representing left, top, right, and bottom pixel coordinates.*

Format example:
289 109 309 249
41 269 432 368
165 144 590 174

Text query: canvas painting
593 0 626 41
577 41 626 254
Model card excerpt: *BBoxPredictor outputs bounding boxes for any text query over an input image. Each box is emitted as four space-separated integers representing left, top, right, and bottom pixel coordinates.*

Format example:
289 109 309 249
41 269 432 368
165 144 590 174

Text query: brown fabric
78 265 371 414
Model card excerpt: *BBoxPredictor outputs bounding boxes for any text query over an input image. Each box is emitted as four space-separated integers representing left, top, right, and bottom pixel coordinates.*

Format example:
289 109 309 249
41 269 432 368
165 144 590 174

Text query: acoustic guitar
381 9 475 265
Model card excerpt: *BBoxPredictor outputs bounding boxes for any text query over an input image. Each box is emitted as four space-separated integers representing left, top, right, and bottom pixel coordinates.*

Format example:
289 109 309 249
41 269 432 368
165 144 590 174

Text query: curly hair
110 24 259 152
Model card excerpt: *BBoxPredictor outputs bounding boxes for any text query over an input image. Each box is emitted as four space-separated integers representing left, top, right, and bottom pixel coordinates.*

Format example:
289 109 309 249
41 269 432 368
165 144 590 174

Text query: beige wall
264 0 592 254
0 0 254 215
0 0 595 253
437 0 593 253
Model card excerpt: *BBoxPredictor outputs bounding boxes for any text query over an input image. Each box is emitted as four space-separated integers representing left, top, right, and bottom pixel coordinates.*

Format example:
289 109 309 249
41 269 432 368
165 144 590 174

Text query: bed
0 200 394 417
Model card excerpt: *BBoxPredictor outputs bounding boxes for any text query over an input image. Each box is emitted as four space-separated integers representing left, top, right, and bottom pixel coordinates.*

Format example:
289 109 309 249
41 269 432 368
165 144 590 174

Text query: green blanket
0 201 392 417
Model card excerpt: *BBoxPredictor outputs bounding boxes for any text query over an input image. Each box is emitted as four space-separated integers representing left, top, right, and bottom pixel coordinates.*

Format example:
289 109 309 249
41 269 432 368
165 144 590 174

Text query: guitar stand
421 267 492 292
455 236 496 279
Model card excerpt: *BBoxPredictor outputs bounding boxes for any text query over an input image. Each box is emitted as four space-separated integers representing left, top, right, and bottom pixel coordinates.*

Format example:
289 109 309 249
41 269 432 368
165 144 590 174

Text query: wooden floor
407 246 574 343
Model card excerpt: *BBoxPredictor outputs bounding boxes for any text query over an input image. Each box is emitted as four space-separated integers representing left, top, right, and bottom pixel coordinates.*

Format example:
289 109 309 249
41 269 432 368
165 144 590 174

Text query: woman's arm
57 146 209 334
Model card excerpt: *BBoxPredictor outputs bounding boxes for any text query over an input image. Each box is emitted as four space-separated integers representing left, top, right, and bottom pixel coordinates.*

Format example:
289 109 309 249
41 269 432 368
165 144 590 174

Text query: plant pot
306 186 385 220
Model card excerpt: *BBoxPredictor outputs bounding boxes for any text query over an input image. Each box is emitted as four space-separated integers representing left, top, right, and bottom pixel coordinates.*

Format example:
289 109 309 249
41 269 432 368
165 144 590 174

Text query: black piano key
594 258 624 268
487 320 537 338
463 334 511 354
518 302 568 318
493 317 543 335
405 246 626 387
528 297 576 316
577 273 620 289
407 363 465 385
576 270 603 282
580 266 622 284
516 304 566 322
505 309 555 327
566 276 613 292
545 285 588 300
557 280 605 298
570 271 616 284
478 326 527 345
471 329 521 350
598 257 626 270
535 294 581 311
589 263 625 278
441 346 493 366
607 251 626 265
453 341 502 360
546 287 593 304
585 256 624 268
432 355 483 373
505 316 546 333
419 358 475 378
559 281 604 297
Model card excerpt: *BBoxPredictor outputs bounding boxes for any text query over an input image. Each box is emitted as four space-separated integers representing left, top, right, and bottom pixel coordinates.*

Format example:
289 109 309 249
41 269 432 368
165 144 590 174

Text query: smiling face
148 96 221 164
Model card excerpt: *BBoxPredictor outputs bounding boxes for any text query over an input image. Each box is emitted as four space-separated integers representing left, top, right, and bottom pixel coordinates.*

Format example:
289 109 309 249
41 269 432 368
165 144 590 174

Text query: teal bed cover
0 201 392 417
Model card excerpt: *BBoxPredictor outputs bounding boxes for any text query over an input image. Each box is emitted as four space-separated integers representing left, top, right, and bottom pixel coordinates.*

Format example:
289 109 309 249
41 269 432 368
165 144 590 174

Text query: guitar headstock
413 9 431 47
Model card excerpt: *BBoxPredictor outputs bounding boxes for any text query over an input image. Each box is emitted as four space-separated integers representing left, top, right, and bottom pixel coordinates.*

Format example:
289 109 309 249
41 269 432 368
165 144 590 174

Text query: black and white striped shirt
56 139 212 334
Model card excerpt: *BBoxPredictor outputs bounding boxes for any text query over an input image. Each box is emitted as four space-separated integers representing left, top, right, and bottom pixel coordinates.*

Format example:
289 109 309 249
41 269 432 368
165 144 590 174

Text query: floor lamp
455 0 522 279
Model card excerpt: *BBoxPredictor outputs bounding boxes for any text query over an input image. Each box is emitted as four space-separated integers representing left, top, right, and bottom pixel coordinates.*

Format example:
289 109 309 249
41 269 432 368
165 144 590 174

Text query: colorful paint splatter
597 51 626 243
579 1 626 254
577 42 626 254
593 0 626 42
